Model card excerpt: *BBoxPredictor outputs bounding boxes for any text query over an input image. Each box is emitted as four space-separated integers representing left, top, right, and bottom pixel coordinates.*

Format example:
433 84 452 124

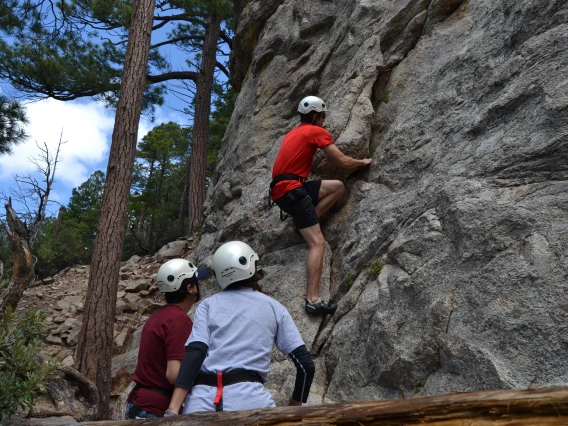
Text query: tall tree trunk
137 206 147 233
144 214 154 253
137 157 155 233
53 206 65 239
0 200 34 314
178 183 188 235
74 0 155 419
144 163 165 253
187 14 221 236
178 156 191 236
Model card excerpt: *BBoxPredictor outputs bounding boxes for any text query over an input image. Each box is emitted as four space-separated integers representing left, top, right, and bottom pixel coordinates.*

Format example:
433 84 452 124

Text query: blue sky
0 92 187 216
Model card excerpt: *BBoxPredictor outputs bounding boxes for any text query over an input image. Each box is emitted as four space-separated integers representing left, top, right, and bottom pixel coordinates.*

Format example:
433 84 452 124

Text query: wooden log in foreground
88 387 568 425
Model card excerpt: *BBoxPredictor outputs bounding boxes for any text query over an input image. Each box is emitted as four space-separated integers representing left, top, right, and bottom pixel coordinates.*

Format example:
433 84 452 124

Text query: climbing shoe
305 298 337 315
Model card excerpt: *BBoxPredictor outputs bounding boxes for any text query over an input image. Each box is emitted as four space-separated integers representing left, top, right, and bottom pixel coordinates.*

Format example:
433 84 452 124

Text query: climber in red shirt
270 96 372 315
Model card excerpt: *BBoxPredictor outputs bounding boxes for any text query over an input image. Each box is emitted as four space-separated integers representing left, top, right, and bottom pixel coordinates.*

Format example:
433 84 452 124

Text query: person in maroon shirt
270 96 372 315
125 258 209 419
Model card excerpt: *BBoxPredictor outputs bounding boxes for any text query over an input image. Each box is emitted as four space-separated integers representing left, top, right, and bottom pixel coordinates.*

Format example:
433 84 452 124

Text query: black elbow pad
175 341 208 390
288 345 315 403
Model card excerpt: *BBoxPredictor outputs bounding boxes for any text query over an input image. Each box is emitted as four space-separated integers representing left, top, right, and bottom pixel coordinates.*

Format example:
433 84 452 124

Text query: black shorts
274 180 321 230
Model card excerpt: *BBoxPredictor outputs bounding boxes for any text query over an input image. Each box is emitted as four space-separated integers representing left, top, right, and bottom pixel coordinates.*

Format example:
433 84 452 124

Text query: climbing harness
269 174 312 221
129 382 173 398
269 174 304 207
193 369 265 412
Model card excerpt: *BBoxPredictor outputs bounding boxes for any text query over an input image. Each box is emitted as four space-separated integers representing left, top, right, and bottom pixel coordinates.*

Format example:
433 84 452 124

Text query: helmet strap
195 282 201 302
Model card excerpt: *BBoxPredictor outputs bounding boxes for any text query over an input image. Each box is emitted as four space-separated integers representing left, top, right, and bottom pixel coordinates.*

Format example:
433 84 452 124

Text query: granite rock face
191 0 568 403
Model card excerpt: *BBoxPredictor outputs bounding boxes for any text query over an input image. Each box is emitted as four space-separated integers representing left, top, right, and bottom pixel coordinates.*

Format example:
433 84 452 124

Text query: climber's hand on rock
361 158 372 167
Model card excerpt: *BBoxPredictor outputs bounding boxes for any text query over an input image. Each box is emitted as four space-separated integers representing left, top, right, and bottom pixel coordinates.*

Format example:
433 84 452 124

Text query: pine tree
74 0 156 417
0 96 28 155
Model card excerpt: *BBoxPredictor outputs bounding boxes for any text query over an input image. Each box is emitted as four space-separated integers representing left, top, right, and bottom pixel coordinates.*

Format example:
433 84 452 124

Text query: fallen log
82 386 568 425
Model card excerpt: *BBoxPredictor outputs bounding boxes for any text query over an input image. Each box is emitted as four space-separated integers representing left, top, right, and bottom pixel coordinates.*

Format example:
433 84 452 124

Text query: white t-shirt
182 287 305 413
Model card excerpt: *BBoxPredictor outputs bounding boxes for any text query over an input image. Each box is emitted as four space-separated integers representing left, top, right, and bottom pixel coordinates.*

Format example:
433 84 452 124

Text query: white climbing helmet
298 96 327 114
156 258 209 293
212 241 259 290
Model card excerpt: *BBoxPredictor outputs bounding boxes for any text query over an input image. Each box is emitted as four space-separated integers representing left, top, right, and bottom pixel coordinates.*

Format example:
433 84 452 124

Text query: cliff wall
192 0 568 403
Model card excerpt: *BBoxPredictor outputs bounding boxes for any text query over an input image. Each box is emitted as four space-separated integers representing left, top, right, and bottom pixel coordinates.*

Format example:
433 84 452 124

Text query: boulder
45 335 63 345
156 240 189 261
122 279 151 293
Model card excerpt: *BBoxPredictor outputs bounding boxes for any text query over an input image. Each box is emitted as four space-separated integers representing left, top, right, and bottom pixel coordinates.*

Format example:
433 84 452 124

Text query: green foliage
168 0 234 20
0 224 11 289
0 307 57 421
0 96 28 155
66 170 105 220
28 170 105 277
377 89 389 104
342 273 356 291
0 0 233 114
0 33 165 112
368 258 384 280
124 123 190 257
413 377 427 394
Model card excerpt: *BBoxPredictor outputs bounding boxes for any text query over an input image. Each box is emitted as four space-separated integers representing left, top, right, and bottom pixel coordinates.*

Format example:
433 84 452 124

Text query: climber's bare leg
315 180 344 218
299 223 325 304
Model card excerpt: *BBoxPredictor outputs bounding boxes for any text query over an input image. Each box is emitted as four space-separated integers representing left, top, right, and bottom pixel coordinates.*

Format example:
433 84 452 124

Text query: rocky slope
191 0 568 404
11 240 196 422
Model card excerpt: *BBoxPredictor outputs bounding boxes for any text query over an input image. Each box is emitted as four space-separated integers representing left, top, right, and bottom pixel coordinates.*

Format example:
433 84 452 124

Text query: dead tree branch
0 198 34 314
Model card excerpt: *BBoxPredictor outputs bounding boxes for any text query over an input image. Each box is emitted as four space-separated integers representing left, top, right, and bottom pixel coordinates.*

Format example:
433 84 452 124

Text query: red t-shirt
271 123 334 200
130 305 192 416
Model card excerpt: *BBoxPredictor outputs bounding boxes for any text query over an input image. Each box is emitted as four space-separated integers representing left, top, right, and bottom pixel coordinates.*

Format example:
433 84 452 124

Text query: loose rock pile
9 239 195 423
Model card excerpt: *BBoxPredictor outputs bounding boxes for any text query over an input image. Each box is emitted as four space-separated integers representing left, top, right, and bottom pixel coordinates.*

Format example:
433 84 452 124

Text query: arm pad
174 341 208 390
288 345 315 403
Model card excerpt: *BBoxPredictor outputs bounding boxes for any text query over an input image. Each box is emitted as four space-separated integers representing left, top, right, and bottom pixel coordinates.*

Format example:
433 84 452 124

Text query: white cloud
0 98 115 187
0 97 189 210
137 104 188 141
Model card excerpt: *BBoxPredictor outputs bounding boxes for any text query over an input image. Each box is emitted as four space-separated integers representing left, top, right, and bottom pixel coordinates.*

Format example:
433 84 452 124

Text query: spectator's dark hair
165 278 195 304
225 272 269 294
300 110 325 124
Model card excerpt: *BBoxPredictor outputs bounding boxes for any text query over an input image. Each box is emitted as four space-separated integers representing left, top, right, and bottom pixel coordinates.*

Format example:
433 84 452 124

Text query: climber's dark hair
300 110 325 124
165 278 197 304
225 271 270 294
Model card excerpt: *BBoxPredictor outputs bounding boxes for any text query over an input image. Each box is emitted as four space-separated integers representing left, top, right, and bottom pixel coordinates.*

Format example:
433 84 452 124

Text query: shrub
0 307 57 421
377 89 389 103
413 377 427 394
342 273 356 291
368 258 384 280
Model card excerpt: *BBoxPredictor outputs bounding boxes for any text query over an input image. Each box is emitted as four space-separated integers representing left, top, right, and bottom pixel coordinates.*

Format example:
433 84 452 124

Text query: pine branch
147 71 199 83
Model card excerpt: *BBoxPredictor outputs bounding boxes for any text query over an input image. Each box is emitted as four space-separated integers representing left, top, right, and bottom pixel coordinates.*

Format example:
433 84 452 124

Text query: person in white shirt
164 241 315 415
